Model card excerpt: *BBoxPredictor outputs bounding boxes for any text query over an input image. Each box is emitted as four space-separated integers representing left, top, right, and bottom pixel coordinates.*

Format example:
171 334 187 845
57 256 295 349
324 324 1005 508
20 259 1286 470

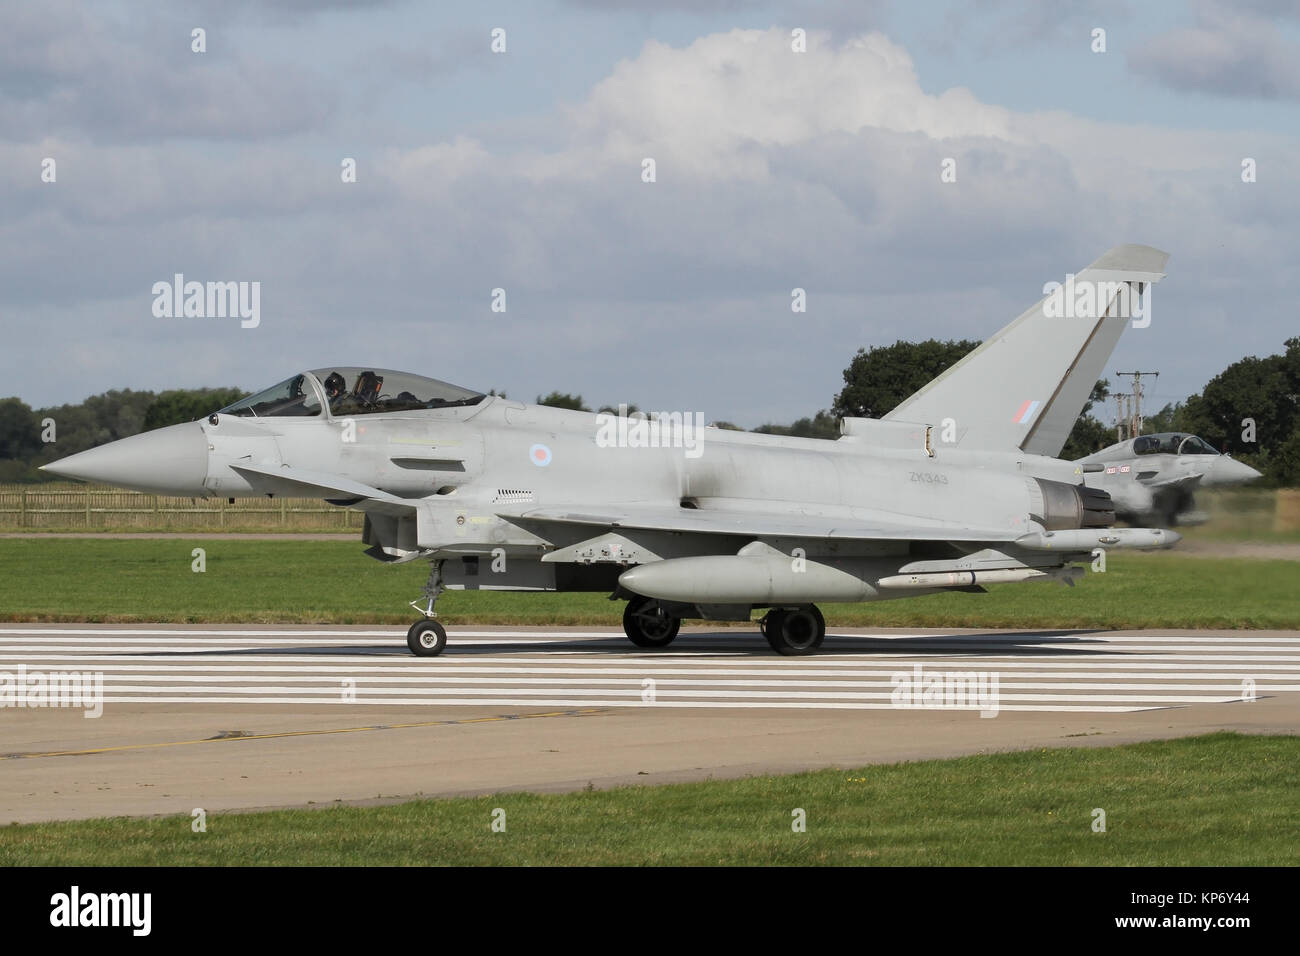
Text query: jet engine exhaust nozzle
1031 477 1115 530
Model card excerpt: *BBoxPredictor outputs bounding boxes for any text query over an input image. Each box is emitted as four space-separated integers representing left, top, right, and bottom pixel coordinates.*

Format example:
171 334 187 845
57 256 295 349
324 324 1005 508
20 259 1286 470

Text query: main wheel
407 619 447 657
763 605 825 656
622 597 681 648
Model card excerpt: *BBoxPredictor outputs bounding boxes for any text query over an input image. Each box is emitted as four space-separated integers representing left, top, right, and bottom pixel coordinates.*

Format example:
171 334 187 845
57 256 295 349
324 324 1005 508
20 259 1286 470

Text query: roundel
529 443 552 467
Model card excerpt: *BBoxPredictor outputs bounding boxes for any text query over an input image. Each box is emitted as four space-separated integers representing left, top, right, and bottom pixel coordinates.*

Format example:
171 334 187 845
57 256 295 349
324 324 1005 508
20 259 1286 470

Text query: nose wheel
407 618 447 657
407 559 448 656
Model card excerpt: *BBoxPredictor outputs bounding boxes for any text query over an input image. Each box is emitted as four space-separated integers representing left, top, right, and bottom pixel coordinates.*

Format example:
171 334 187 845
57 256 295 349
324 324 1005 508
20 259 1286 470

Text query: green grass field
0 538 1295 628
1 733 1294 866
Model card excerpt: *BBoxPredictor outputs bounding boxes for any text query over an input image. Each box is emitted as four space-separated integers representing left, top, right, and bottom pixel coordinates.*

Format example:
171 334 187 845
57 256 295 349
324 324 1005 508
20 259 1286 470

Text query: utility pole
1114 392 1131 442
1115 371 1159 437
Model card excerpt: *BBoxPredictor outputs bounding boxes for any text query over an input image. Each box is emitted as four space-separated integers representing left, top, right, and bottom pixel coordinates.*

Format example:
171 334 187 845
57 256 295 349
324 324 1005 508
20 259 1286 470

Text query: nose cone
1205 456 1264 486
41 422 208 494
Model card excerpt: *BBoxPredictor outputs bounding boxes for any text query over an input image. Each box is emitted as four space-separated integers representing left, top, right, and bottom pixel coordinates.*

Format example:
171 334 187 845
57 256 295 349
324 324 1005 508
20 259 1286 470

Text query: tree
1174 337 1300 485
1059 379 1112 460
536 392 591 412
833 339 981 419
32 389 158 466
1272 422 1300 487
143 388 248 431
0 397 41 461
754 410 840 440
1143 401 1193 435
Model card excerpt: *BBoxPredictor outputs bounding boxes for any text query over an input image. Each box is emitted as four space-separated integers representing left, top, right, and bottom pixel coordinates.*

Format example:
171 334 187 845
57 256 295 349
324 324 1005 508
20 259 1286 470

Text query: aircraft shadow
121 628 1136 660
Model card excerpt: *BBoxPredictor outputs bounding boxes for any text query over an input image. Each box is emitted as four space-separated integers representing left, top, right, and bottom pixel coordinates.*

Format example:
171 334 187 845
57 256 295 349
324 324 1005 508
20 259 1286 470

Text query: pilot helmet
323 372 346 397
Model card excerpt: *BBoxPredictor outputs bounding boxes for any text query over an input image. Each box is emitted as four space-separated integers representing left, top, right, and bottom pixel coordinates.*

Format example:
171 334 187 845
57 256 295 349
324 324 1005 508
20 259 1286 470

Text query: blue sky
4 0 1299 425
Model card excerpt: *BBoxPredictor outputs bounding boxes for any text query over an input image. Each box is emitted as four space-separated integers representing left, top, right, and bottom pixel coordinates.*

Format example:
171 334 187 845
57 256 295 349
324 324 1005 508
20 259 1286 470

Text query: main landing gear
407 560 447 657
620 597 827 655
622 596 681 648
758 605 826 656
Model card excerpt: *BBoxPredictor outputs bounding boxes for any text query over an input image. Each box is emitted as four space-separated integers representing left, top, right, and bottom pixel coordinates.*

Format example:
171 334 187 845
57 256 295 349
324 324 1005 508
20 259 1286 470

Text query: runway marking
0 627 1290 715
0 707 605 761
0 663 1291 678
37 676 1300 692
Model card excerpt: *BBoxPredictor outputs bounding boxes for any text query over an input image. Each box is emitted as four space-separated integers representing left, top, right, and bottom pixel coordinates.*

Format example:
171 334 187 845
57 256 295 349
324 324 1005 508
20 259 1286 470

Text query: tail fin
882 244 1168 457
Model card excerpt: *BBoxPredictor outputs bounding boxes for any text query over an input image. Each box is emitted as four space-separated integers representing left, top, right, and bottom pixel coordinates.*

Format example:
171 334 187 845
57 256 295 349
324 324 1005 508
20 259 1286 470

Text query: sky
3 0 1298 427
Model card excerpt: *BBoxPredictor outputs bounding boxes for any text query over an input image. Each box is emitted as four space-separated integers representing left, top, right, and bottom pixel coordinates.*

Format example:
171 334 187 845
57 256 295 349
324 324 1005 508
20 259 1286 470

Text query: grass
1 733 1294 866
0 538 1296 628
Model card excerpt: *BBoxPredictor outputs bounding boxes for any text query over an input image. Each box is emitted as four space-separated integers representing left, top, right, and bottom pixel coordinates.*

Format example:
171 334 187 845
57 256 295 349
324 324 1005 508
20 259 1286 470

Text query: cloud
931 0 1132 56
0 1 337 144
1129 0 1300 100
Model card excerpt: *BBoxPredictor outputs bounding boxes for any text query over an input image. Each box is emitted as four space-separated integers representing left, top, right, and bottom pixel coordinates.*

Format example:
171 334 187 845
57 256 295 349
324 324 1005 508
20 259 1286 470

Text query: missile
881 568 1036 589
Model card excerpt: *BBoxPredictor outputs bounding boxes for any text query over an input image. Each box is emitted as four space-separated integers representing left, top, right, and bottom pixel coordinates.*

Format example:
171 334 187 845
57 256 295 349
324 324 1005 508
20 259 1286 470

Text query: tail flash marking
1013 400 1040 425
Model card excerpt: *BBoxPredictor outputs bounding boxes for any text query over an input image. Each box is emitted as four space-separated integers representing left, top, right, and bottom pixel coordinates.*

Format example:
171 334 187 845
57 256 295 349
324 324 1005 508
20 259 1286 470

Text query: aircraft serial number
909 471 949 485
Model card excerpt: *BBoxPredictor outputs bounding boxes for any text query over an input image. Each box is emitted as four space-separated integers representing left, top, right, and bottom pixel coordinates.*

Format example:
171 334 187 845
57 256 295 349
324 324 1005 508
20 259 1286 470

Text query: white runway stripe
0 626 1289 715
0 668 1292 689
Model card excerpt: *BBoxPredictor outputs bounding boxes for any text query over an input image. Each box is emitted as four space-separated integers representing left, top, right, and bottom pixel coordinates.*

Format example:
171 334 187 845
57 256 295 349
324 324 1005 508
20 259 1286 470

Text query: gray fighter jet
45 244 1180 657
1076 433 1262 526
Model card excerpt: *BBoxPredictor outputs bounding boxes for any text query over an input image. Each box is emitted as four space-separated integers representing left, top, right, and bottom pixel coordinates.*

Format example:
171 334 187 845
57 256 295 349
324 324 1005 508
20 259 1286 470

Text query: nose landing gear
407 560 447 657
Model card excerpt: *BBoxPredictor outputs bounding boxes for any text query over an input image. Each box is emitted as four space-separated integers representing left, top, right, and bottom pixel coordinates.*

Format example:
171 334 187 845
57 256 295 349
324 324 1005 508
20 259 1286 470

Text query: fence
0 484 362 531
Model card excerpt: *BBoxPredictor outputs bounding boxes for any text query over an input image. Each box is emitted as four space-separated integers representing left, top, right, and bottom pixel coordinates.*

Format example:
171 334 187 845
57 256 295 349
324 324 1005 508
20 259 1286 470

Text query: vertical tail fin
882 244 1168 456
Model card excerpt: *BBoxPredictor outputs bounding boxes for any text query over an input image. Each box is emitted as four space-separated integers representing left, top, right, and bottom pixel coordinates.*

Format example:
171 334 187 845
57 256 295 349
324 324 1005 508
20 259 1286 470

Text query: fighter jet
1075 433 1262 526
45 244 1180 657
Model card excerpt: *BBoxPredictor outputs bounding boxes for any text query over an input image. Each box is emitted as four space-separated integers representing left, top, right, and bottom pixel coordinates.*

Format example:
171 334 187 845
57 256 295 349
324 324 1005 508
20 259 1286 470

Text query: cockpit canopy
1132 433 1219 456
217 368 485 419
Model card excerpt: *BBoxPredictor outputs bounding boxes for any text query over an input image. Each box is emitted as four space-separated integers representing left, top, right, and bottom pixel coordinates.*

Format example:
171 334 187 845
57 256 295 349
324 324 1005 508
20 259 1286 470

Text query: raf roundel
529 443 552 467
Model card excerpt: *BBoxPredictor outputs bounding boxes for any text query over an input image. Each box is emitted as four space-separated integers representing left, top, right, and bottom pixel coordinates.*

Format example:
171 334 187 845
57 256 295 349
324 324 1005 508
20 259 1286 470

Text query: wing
506 503 1178 555
1144 472 1204 489
230 463 417 517
504 503 1020 544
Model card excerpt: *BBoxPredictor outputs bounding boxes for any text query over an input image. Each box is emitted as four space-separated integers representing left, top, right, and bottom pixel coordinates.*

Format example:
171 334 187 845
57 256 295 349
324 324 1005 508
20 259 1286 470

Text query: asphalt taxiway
2 624 1296 823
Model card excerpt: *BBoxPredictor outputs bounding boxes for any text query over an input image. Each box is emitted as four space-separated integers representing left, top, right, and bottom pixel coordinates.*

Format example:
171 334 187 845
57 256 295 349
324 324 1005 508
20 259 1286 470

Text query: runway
2 624 1296 822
